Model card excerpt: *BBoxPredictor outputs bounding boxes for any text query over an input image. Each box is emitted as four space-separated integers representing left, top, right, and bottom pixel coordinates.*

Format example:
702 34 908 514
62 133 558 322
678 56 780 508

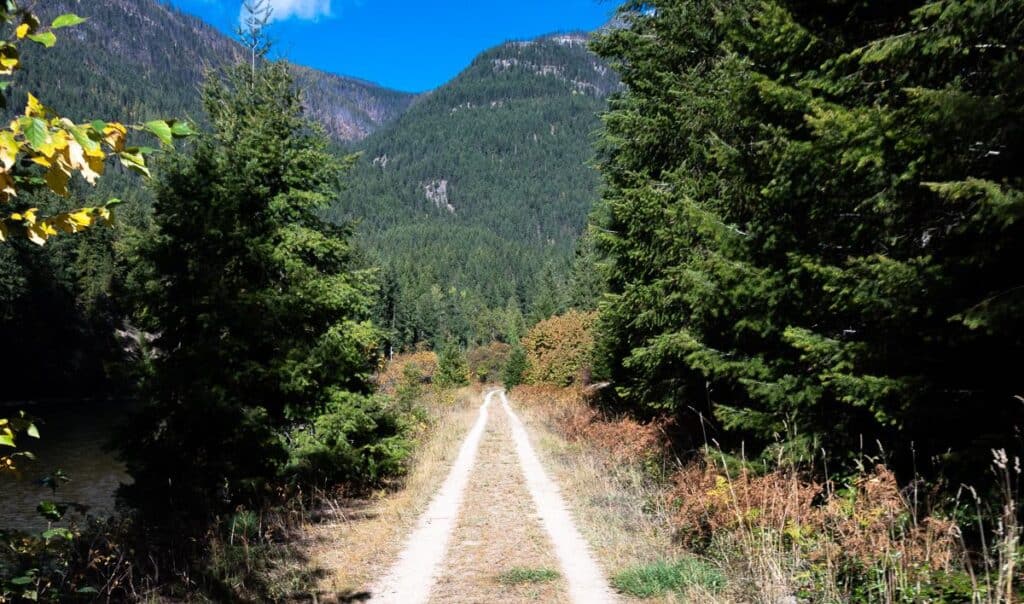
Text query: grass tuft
612 557 725 598
497 567 561 585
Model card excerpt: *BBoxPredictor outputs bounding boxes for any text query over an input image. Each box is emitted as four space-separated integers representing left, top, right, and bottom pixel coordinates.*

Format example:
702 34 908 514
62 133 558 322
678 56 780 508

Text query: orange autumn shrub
376 351 438 395
512 384 666 463
671 459 958 573
521 310 597 386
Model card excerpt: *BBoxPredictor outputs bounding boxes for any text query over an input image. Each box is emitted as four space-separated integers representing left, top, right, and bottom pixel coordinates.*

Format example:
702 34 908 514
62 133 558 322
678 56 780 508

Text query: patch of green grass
497 567 561 585
612 557 725 598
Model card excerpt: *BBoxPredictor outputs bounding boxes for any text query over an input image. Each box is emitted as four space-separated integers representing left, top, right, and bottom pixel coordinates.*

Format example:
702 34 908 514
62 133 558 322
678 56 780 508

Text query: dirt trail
370 389 617 603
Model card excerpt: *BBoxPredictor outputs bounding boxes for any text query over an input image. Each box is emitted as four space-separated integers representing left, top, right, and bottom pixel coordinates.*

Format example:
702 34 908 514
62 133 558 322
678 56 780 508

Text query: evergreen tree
434 344 470 388
593 0 1024 476
502 346 528 389
120 49 402 531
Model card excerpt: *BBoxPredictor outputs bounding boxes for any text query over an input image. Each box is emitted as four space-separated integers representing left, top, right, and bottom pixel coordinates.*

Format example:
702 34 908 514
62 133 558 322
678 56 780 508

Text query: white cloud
240 0 334 24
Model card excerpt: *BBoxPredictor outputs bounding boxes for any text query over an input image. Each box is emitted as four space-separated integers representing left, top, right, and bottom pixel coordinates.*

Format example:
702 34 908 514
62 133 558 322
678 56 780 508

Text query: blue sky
166 0 618 92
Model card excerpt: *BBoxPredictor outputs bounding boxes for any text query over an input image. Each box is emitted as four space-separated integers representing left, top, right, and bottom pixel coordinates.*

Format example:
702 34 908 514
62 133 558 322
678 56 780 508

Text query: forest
1 0 1022 601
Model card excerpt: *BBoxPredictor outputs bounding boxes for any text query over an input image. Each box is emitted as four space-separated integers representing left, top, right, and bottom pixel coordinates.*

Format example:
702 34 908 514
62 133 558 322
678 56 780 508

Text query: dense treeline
591 0 1024 483
2 4 414 598
330 34 618 348
0 0 413 403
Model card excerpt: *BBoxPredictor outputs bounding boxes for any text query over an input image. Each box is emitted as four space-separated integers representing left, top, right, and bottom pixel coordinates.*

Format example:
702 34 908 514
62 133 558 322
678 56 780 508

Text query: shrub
466 342 511 383
376 351 438 395
502 346 528 389
285 390 411 489
521 310 596 386
434 345 470 389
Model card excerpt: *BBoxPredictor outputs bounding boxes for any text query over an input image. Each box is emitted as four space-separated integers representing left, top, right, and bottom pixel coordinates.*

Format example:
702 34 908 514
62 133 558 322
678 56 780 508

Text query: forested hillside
10 0 415 141
328 33 619 350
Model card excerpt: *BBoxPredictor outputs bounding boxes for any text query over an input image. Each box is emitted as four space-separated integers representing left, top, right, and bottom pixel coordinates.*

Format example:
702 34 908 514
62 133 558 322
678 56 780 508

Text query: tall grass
512 385 1022 603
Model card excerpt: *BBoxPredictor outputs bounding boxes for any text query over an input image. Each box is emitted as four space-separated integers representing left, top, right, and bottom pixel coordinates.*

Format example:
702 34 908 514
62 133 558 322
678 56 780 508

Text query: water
0 400 132 531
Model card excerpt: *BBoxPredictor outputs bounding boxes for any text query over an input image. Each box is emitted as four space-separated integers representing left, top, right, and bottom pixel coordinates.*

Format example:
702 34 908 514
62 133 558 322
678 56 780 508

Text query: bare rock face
423 179 455 213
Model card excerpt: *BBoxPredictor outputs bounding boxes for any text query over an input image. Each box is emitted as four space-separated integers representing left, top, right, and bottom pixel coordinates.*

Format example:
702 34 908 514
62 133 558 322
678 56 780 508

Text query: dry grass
430 401 569 603
297 385 483 601
508 384 1021 603
510 385 690 602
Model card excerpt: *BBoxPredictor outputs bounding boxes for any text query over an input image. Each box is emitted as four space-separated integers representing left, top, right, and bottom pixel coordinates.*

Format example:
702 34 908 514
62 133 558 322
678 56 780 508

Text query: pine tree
503 346 528 389
592 0 1024 476
120 44 404 530
435 344 470 388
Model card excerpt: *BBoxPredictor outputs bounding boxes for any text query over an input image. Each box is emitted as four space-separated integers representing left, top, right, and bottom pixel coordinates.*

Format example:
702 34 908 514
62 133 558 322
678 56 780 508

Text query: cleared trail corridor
370 389 617 603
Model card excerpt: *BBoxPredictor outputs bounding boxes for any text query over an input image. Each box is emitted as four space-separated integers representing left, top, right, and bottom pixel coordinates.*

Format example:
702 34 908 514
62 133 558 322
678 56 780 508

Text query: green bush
502 346 528 389
285 390 411 489
435 345 470 388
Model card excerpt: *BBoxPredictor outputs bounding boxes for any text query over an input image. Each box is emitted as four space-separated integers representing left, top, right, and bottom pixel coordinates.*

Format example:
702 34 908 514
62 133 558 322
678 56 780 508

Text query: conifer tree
120 36 403 529
593 0 1023 474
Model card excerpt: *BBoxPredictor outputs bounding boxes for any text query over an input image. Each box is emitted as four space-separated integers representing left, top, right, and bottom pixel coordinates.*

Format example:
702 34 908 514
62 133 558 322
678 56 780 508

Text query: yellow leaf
67 140 101 185
0 131 19 169
15 24 29 39
27 224 48 245
22 208 38 225
25 93 44 118
103 123 127 152
0 172 16 200
45 164 70 197
68 209 93 228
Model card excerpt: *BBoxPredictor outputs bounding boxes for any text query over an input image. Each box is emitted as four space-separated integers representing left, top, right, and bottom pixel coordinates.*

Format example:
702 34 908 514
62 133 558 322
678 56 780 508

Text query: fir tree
592 0 1024 476
120 44 404 531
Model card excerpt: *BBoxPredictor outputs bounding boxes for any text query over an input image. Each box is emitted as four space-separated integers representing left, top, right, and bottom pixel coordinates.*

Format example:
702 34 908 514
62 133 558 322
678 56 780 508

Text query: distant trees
327 35 614 348
592 0 1023 478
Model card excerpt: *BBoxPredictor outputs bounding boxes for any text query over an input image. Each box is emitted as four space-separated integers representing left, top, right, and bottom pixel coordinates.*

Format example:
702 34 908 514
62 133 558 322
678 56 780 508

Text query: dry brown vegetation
510 385 1018 603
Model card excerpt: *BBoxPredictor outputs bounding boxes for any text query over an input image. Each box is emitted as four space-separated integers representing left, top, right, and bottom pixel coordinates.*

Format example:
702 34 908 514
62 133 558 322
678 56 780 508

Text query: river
0 400 131 531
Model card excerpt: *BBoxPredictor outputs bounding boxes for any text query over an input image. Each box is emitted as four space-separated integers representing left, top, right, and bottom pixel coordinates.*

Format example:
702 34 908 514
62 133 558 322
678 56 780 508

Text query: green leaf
27 32 56 48
118 151 151 177
169 121 194 137
21 117 49 150
51 14 87 29
41 527 73 541
77 587 99 594
10 575 34 585
144 120 173 146
90 120 107 133
68 124 100 153
36 500 65 522
0 433 14 447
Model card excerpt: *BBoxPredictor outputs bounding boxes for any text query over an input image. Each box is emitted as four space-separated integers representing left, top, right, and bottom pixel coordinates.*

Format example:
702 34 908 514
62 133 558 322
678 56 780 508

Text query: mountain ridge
11 0 415 142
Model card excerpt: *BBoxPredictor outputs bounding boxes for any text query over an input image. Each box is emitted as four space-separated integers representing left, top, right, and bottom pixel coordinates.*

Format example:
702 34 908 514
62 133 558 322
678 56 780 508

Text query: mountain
11 0 414 142
326 33 620 348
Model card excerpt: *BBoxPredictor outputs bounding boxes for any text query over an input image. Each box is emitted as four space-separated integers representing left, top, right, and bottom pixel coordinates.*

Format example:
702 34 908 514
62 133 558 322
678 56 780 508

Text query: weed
612 558 725 598
497 567 561 585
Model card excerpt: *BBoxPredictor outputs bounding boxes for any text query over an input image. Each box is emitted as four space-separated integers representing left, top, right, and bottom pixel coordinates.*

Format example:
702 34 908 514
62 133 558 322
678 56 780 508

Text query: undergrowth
512 384 1023 603
613 558 725 598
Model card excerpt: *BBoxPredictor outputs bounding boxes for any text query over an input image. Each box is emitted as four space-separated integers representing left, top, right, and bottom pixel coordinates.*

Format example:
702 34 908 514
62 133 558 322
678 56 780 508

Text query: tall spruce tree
120 49 403 529
593 0 1023 475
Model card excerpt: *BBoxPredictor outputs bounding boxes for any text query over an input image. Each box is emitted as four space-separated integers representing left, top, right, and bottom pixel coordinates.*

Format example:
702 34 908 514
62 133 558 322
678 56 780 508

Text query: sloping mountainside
10 0 414 142
327 34 619 347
